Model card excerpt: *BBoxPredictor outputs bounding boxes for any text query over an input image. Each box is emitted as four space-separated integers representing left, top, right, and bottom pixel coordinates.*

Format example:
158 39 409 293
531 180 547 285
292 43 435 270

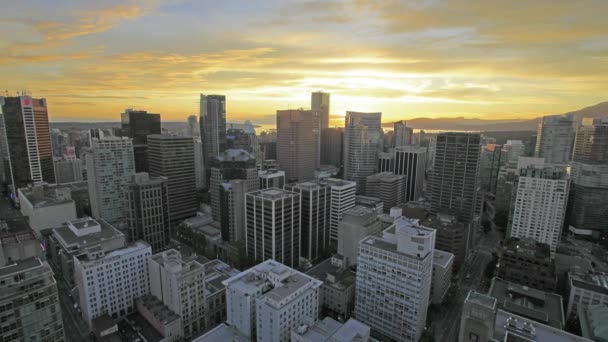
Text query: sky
1 0 607 126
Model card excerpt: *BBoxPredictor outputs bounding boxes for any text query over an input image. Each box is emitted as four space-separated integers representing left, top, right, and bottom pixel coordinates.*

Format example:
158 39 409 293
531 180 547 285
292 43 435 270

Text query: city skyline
2 1 607 123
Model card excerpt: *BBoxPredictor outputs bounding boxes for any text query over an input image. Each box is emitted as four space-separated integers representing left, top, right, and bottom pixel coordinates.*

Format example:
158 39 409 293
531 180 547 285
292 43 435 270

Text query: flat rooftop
76 241 149 263
19 184 73 208
494 309 589 342
201 259 240 295
570 271 608 296
306 257 355 291
465 291 497 309
53 218 123 248
0 217 36 246
137 295 180 324
248 188 298 200
192 323 250 342
503 237 551 259
433 249 454 269
0 257 44 278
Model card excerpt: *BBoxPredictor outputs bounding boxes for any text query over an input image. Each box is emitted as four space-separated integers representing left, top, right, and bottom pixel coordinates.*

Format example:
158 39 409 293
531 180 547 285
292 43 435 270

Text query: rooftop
247 188 298 201
192 323 250 342
0 217 37 247
0 257 44 278
215 149 256 163
149 249 204 277
570 270 608 296
503 237 551 259
18 183 73 208
578 304 608 342
137 294 180 324
366 172 405 182
433 249 454 269
53 218 123 249
306 256 355 291
76 241 150 264
494 309 589 342
465 291 497 309
200 259 240 295
292 317 370 342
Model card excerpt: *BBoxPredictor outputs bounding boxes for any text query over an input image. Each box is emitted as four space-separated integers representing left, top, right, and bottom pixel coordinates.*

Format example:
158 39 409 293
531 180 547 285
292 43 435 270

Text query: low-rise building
432 249 454 304
420 212 470 270
497 237 557 292
291 317 372 342
0 217 42 266
577 304 608 342
306 255 356 321
355 195 383 215
136 295 182 342
567 269 608 318
18 183 78 234
199 258 240 331
337 205 383 266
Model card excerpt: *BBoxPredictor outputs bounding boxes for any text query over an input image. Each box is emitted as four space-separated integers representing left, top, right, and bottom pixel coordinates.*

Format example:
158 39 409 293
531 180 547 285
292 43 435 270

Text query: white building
394 145 427 202
535 114 576 164
148 249 207 339
320 178 357 245
18 183 77 234
509 165 570 256
291 317 372 342
74 241 152 326
355 217 435 342
566 269 608 318
337 205 383 267
432 249 454 304
222 260 322 342
86 137 135 224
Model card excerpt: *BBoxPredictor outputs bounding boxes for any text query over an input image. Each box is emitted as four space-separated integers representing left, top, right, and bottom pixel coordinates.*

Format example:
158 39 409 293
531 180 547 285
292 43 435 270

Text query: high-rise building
286 181 331 261
569 118 608 239
420 212 470 270
54 158 84 183
148 135 198 227
276 109 318 182
394 145 427 202
148 249 206 339
377 152 394 173
393 120 413 147
209 149 258 242
320 127 343 168
0 96 55 196
199 94 227 173
432 249 454 304
324 178 357 245
429 132 481 224
497 237 557 292
0 258 65 341
343 111 382 193
480 144 503 194
502 140 525 163
535 114 576 164
365 172 406 213
86 137 135 224
508 164 570 256
188 115 199 137
193 138 206 189
258 169 286 189
312 91 330 130
74 241 152 326
120 109 161 173
125 172 170 253
245 188 300 268
337 205 383 266
355 217 435 342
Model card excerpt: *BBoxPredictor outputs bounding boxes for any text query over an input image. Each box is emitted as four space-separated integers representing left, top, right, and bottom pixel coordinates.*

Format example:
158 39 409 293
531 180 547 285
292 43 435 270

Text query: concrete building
509 164 570 256
321 128 343 169
49 217 125 287
120 109 161 172
148 134 198 227
199 258 240 330
199 94 227 175
420 212 470 270
125 172 170 253
393 120 413 147
566 269 608 318
0 258 65 341
0 217 42 266
323 178 356 245
432 249 454 304
502 140 525 163
54 158 84 183
18 183 78 234
377 152 394 173
355 217 435 342
86 137 135 224
291 317 372 342
394 145 427 202
245 188 301 268
210 149 259 242
193 138 206 189
222 260 322 342
306 255 356 321
429 132 481 225
365 172 406 213
312 91 330 130
276 109 319 182
259 169 286 189
578 304 608 342
355 195 384 215
343 112 382 193
74 241 152 326
286 181 331 261
135 295 183 342
480 144 503 194
497 238 557 292
535 114 576 164
337 205 383 267
148 249 207 339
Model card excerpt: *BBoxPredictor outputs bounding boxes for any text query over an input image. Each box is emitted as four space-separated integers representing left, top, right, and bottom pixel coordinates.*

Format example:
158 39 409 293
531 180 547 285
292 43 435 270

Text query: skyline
2 0 608 124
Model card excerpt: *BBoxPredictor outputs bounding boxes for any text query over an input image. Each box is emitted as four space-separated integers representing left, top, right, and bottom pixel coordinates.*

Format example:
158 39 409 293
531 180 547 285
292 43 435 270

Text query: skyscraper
343 111 382 193
320 127 343 168
120 109 161 173
429 132 481 224
276 109 318 182
148 135 198 227
188 114 199 137
199 94 227 172
245 188 300 268
365 172 406 213
311 91 330 130
193 138 206 189
86 137 135 224
480 144 503 194
393 120 413 147
324 178 357 245
535 114 576 164
394 145 427 202
0 96 55 196
126 172 170 252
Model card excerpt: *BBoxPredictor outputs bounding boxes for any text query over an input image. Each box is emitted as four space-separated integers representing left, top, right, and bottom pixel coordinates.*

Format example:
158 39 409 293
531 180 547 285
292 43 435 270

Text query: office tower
502 140 525 163
148 249 206 339
432 249 454 304
312 91 330 130
188 114 199 137
419 212 469 270
286 182 330 261
245 188 300 267
480 144 503 193
320 127 343 168
324 178 357 245
193 138 206 189
222 260 322 341
86 137 135 224
259 169 286 189
393 120 413 147
0 258 65 341
569 118 608 239
343 111 382 193
535 114 576 164
120 109 161 172
74 241 152 326
276 109 318 182
509 164 569 256
377 152 394 173
365 172 406 213
394 145 427 202
148 135 198 227
429 132 481 224
54 158 83 183
355 217 435 342
199 94 227 173
497 238 557 291
0 96 55 196
125 172 170 253
210 149 258 242
337 205 383 266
